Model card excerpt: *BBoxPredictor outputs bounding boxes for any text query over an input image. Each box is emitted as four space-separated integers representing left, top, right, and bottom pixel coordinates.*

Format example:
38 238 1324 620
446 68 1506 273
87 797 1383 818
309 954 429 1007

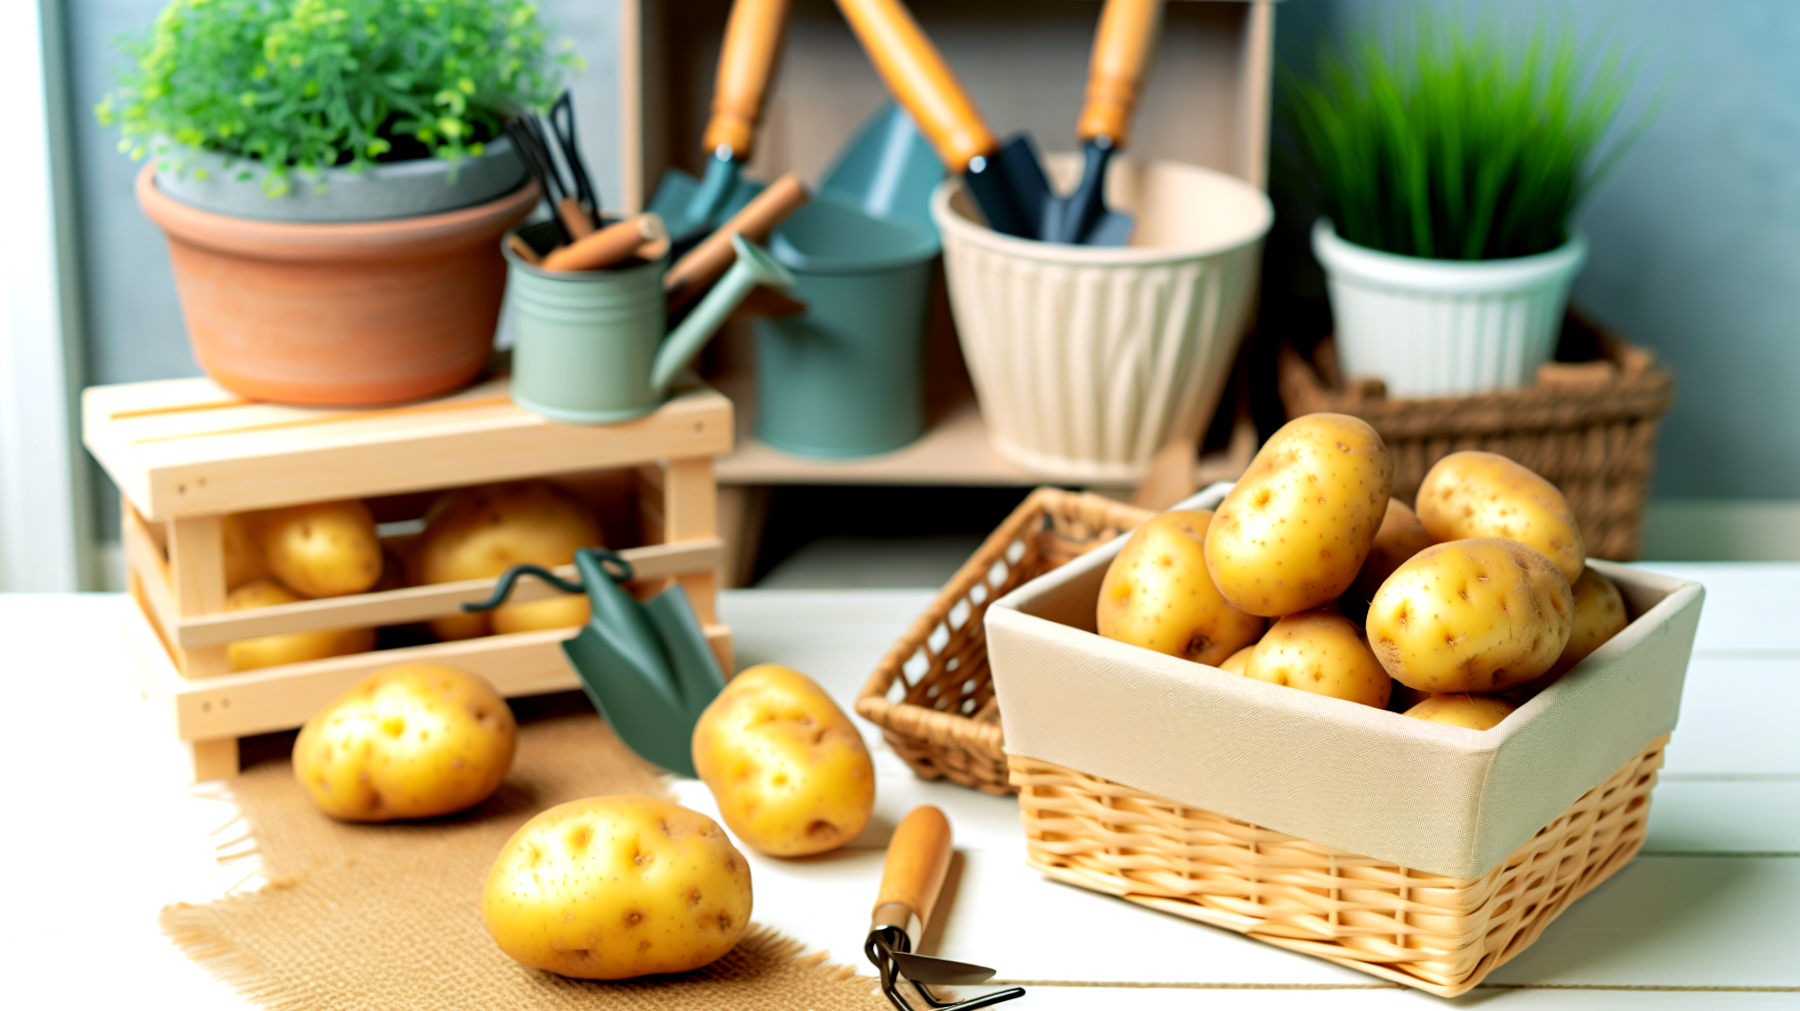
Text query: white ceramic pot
932 158 1272 484
1312 221 1588 398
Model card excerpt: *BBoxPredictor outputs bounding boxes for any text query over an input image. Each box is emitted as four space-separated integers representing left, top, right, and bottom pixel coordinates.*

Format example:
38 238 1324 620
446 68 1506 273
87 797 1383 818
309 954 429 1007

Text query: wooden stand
87 374 734 782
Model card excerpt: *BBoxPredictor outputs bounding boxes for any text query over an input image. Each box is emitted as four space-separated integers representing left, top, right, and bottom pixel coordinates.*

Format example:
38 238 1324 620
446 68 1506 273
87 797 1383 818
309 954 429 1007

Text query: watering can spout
651 235 795 392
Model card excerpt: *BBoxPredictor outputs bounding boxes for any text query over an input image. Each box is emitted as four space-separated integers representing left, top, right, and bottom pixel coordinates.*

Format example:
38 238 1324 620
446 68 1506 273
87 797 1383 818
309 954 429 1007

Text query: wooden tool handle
664 172 809 299
834 0 996 171
874 806 953 933
557 195 597 239
541 214 669 272
702 0 792 158
1075 0 1164 146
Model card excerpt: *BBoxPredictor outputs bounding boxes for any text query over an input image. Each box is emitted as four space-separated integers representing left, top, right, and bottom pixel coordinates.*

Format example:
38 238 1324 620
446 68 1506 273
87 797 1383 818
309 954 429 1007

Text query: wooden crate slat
165 538 722 647
127 602 733 743
87 377 733 519
106 380 513 446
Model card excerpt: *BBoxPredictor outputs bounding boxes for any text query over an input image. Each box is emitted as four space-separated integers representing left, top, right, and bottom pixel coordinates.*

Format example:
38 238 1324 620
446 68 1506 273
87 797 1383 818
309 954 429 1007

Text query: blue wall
1276 0 1800 498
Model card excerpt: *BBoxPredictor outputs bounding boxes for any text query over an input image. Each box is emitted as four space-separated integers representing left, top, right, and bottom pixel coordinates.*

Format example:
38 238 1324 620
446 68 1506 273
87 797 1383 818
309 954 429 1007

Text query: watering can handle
834 0 997 172
704 0 791 159
1076 0 1164 148
461 550 635 613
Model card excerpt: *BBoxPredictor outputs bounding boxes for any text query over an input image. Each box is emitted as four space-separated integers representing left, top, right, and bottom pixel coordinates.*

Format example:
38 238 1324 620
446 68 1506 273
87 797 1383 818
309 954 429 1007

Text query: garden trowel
648 0 791 255
466 548 725 777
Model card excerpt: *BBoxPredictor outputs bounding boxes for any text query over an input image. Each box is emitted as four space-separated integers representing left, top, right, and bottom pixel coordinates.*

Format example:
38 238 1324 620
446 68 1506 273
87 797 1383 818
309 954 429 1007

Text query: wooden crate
85 374 733 781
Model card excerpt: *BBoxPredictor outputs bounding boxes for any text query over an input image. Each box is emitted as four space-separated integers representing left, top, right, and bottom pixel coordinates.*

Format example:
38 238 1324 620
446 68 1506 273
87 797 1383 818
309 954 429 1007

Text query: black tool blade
962 143 1037 240
889 949 998 986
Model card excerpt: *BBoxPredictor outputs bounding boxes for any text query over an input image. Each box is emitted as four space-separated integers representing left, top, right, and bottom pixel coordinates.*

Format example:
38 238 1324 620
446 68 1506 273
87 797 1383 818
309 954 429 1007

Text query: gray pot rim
151 135 528 224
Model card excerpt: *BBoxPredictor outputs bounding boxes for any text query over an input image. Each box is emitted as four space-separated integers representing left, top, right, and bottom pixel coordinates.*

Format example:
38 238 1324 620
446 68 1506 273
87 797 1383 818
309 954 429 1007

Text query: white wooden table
2 565 1796 1008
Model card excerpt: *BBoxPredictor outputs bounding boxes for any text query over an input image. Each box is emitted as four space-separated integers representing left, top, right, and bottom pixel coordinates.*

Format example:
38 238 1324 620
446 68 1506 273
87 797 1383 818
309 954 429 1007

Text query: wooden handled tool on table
833 0 1034 238
651 0 792 249
864 806 1025 1011
1050 0 1164 245
665 171 809 308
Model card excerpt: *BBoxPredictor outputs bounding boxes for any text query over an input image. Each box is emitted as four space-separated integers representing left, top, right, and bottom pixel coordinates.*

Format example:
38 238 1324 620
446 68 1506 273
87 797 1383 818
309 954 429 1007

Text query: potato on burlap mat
161 695 889 1010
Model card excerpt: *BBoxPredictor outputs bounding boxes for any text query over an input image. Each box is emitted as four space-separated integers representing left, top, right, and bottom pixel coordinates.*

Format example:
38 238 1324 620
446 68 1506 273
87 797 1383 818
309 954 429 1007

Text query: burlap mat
162 694 889 1010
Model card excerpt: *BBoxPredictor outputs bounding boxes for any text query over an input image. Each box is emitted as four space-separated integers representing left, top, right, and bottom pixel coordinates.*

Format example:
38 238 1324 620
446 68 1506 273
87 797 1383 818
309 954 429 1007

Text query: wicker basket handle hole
948 599 972 630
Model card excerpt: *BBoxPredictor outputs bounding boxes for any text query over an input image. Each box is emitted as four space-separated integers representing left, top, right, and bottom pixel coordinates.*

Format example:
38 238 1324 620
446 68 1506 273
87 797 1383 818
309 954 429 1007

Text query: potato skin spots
294 662 516 821
1206 414 1393 617
1097 510 1264 667
481 796 751 979
1366 539 1574 694
1503 567 1630 702
691 665 874 857
1415 451 1586 584
1244 610 1391 708
1344 498 1434 619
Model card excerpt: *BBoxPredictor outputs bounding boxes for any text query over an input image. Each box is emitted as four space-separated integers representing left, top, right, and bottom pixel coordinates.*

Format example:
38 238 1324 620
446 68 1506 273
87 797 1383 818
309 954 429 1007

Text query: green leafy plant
97 0 576 195
1284 12 1655 260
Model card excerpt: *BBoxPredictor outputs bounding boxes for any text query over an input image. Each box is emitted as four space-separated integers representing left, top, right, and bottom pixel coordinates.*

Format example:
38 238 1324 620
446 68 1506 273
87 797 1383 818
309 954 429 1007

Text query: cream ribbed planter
932 159 1272 483
1313 221 1588 398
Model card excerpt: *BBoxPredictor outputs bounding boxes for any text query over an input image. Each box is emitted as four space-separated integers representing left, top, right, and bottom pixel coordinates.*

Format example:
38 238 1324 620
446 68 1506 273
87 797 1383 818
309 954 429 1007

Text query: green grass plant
98 0 577 195
1284 11 1654 260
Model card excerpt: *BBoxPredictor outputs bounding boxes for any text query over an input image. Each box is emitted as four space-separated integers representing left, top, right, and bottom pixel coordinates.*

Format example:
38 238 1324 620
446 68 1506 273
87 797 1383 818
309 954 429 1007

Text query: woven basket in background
855 488 1152 794
1278 315 1675 560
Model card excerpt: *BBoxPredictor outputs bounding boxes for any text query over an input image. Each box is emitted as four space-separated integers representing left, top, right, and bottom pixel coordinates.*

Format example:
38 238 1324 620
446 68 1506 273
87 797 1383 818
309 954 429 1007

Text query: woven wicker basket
1011 734 1667 997
1278 316 1675 560
854 488 1152 794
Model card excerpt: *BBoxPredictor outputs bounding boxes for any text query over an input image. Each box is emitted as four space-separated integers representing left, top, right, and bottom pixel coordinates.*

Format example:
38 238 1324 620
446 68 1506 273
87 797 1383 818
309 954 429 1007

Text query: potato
293 661 516 821
1244 610 1391 708
1367 538 1574 694
225 580 375 671
416 481 601 640
1404 694 1518 731
1504 567 1631 702
1415 451 1585 583
1206 413 1393 616
482 796 751 979
1343 498 1434 620
223 513 268 591
1096 510 1264 666
492 596 592 635
1218 645 1255 676
692 664 874 857
258 500 383 598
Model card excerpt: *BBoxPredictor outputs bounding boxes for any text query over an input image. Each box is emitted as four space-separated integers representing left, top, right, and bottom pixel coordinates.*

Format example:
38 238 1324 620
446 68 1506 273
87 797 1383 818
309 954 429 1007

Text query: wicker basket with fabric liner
1278 313 1675 560
855 488 1153 795
983 485 1705 997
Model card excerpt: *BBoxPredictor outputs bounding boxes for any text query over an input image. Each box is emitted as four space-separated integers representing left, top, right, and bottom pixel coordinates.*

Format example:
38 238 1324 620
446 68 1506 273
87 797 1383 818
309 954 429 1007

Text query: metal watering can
465 548 725 777
504 223 795 424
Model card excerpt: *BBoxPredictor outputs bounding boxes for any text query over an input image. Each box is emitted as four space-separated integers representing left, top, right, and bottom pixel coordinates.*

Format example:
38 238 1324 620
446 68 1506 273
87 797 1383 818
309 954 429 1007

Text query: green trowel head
465 549 726 778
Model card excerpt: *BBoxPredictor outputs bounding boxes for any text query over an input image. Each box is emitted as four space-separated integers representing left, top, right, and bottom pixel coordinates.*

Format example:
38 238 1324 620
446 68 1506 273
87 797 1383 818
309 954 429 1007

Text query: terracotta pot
137 166 538 405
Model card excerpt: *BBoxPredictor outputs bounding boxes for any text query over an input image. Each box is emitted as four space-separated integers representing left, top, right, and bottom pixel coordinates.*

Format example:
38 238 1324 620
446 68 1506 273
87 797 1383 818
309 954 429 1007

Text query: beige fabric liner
161 694 889 1010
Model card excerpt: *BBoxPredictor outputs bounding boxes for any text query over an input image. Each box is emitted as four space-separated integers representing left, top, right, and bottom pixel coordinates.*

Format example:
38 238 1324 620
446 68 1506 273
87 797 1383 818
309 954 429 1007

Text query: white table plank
936 988 1800 1009
1633 562 1800 655
1665 657 1800 775
1645 781 1800 855
1485 856 1800 988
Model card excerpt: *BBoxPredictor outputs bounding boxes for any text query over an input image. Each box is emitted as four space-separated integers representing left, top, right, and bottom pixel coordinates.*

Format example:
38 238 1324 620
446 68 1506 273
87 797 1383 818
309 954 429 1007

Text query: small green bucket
505 220 790 424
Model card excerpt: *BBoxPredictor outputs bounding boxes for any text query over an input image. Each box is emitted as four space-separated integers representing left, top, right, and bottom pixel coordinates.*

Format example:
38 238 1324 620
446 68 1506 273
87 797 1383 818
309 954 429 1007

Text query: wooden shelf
711 371 1251 491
